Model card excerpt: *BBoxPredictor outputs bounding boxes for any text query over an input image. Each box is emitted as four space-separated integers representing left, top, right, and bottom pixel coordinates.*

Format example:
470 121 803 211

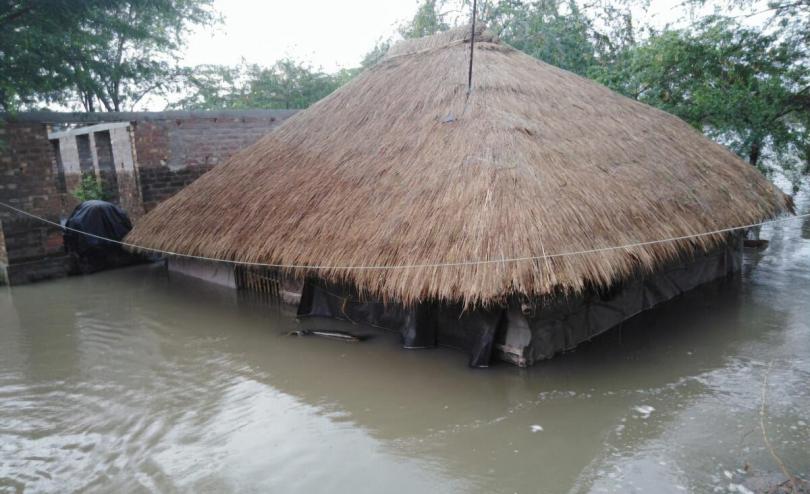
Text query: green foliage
358 0 452 68
481 0 600 75
173 59 351 110
0 1 94 111
75 0 219 112
243 60 348 110
172 64 249 110
360 40 392 69
389 0 636 76
0 0 218 112
73 174 107 202
399 0 450 38
689 0 809 46
592 16 809 183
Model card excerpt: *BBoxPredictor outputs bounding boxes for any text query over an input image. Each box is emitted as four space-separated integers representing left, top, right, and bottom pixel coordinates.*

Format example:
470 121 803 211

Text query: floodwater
2 192 809 494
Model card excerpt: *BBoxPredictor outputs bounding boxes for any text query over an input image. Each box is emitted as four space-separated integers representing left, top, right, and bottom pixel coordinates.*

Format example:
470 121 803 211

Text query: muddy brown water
2 192 809 493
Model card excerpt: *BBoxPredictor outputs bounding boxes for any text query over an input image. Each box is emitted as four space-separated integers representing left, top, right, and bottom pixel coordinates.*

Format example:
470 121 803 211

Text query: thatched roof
126 25 790 305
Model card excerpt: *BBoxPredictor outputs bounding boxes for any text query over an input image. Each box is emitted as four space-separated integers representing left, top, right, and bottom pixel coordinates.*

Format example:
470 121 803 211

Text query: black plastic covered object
63 200 138 273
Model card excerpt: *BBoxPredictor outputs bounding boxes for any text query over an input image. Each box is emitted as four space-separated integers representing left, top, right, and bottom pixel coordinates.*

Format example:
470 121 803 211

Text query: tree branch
0 4 34 26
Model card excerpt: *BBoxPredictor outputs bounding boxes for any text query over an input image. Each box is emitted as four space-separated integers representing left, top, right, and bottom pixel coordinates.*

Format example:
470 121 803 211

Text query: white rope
1 201 807 271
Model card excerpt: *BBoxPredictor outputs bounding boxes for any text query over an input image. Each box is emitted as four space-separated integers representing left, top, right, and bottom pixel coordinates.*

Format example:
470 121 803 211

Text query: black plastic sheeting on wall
63 200 141 274
297 236 743 367
501 236 743 365
296 282 504 367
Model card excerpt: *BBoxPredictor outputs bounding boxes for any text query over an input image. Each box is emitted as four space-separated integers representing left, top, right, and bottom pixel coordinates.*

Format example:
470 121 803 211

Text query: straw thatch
126 25 790 306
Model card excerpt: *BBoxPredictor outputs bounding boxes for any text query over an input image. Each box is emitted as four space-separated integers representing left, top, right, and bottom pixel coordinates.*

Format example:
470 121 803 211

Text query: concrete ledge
48 121 131 139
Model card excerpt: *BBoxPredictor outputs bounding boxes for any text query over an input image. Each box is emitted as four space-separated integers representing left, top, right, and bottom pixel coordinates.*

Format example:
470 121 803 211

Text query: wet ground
2 188 809 493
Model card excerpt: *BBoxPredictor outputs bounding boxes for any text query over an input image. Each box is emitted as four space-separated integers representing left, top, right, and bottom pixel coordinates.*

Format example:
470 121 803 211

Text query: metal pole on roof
467 0 477 97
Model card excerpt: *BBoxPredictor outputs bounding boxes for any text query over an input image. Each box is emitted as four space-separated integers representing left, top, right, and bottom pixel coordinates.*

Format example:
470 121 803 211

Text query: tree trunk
81 92 95 112
112 79 121 112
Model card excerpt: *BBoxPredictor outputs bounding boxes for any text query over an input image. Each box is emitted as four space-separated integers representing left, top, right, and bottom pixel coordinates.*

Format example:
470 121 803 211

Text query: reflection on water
2 186 809 493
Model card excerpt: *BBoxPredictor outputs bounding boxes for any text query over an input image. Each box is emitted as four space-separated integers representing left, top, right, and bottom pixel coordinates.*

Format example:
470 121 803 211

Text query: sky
182 0 423 72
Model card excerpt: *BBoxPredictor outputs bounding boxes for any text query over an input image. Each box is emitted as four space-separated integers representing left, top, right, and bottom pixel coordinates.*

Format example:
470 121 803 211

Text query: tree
69 0 218 112
244 59 346 110
592 16 809 183
399 0 451 38
357 0 451 69
171 64 249 110
0 0 99 111
360 39 393 69
0 0 218 112
690 0 809 45
479 0 595 75
172 59 349 111
475 0 637 76
383 0 636 76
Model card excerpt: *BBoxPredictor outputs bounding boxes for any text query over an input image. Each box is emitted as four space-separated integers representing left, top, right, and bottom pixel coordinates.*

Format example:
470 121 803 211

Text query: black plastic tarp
63 200 139 273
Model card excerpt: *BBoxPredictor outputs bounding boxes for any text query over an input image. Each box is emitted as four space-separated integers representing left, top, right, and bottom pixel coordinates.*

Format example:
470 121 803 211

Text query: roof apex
385 24 497 59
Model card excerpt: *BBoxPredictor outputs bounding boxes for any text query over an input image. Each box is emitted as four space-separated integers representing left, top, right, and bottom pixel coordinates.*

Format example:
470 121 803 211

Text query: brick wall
133 114 288 211
0 121 72 283
0 122 64 219
132 121 170 169
139 164 214 212
133 115 280 169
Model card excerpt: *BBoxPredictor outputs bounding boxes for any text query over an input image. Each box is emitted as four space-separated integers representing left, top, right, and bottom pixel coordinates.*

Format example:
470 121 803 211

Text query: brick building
0 110 294 285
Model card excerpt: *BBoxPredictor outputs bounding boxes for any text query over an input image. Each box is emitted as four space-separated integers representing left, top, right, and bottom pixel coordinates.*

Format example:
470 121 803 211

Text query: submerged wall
294 237 745 367
167 236 746 367
128 223 744 366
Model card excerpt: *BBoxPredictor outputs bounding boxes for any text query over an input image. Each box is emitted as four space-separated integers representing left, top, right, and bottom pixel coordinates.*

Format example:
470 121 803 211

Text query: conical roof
126 25 789 305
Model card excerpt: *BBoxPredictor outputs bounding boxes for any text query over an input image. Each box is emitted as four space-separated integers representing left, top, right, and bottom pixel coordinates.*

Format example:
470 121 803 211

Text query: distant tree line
1 0 807 185
171 60 357 111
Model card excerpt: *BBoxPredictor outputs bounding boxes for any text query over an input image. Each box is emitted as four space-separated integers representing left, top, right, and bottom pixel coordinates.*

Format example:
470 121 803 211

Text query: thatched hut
126 25 790 366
